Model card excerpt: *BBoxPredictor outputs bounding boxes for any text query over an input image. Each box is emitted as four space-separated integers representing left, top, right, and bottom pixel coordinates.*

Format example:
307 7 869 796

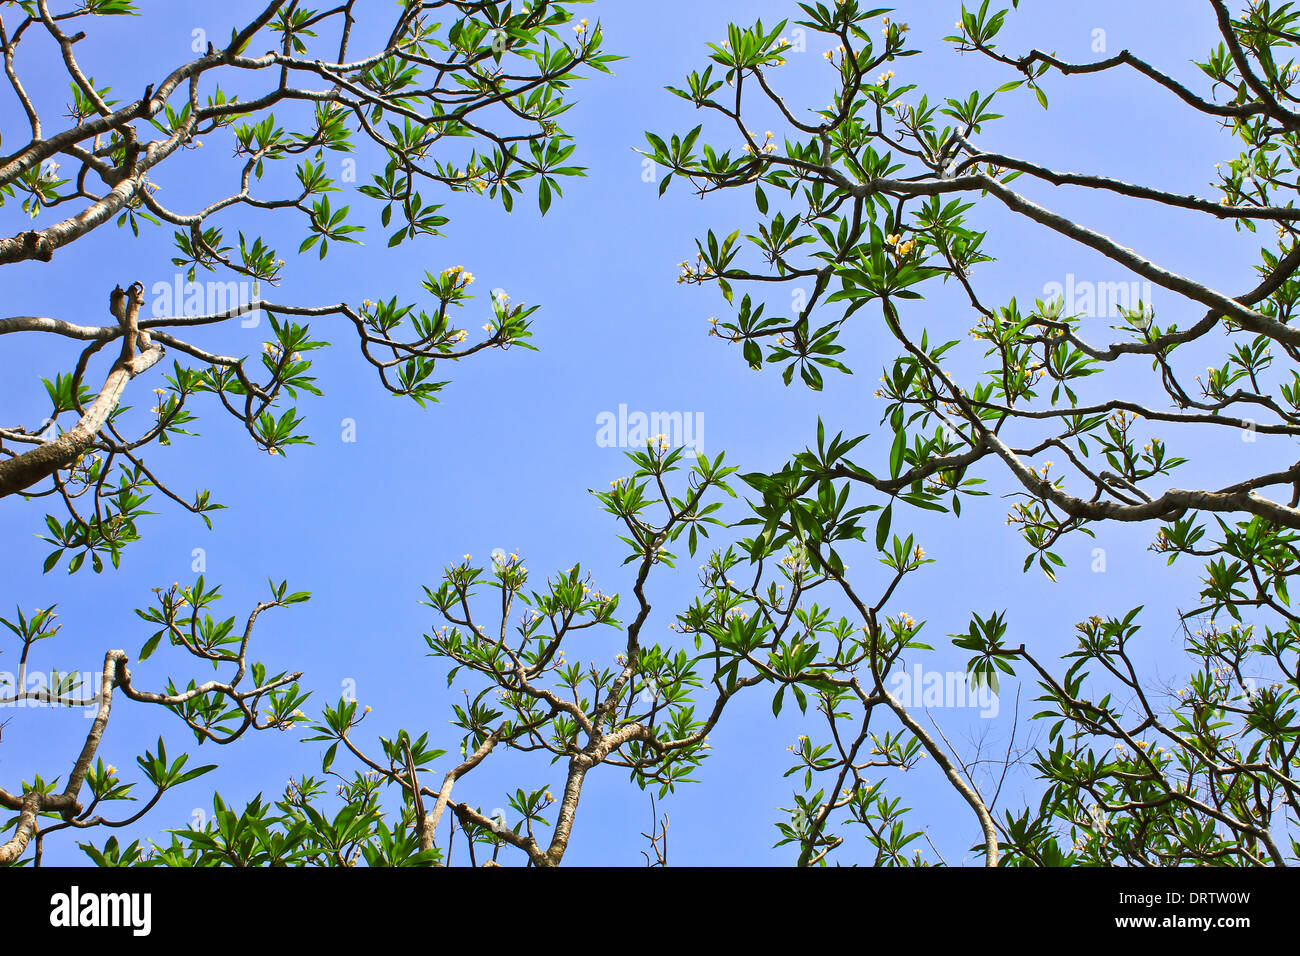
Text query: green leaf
876 504 892 551
138 632 163 662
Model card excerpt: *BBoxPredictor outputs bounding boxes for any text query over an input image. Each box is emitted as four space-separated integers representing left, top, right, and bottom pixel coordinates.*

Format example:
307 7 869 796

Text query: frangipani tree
63 0 1300 868
1 577 309 865
0 0 614 572
1 0 614 866
632 0 1299 865
89 445 739 867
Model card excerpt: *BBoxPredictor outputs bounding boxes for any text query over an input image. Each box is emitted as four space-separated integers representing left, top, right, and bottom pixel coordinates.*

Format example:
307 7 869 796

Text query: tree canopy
2 0 1298 874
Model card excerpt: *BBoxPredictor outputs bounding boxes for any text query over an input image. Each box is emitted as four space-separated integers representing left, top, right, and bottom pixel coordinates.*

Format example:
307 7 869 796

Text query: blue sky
0 1 1280 865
